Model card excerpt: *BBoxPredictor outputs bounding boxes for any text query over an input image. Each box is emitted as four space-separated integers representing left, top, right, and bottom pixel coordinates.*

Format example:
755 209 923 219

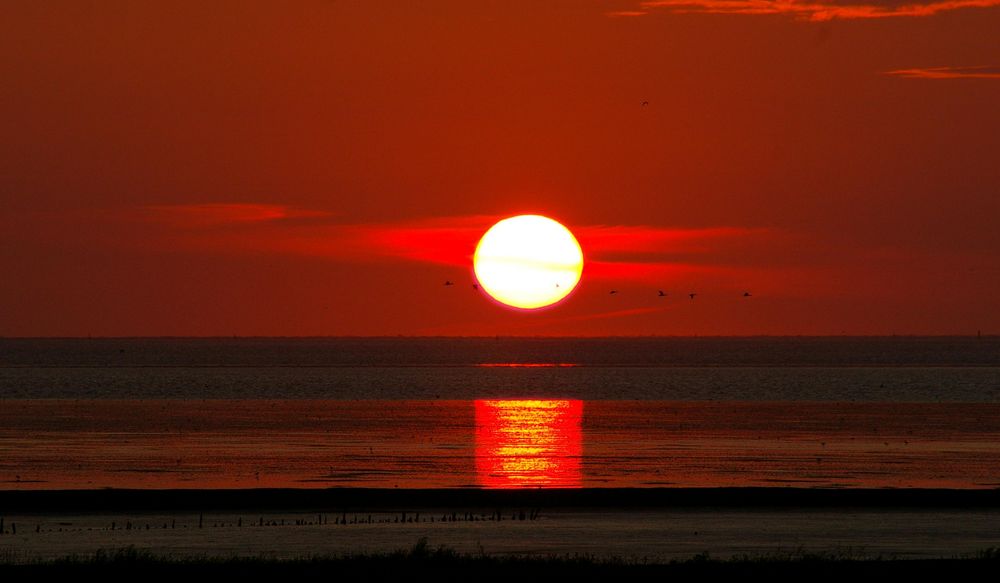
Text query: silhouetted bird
689 293 697 299
609 290 618 295
658 290 666 297
743 291 752 297
642 101 649 106
472 284 479 291
444 281 454 286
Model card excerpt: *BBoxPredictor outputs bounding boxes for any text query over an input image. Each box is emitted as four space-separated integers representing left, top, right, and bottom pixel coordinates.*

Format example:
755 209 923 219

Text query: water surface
3 338 998 490
2 400 998 490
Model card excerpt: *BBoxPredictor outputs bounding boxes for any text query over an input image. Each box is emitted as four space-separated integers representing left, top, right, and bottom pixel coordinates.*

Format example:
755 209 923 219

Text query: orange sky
2 1 998 336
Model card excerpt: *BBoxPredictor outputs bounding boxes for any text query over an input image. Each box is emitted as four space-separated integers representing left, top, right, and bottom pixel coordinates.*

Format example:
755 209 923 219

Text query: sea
2 337 999 490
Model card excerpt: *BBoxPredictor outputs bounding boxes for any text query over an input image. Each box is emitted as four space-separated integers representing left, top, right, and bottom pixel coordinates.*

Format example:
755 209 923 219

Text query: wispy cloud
361 215 497 266
637 0 1000 21
130 206 771 281
359 220 774 278
885 65 1000 79
584 259 740 279
139 203 332 228
526 306 668 326
577 225 768 258
606 10 650 17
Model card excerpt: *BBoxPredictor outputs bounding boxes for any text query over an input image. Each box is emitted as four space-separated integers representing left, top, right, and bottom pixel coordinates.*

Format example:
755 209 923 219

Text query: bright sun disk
473 215 584 310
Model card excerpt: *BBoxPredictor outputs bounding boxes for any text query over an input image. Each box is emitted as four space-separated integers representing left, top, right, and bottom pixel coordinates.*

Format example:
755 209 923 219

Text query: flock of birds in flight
443 280 752 299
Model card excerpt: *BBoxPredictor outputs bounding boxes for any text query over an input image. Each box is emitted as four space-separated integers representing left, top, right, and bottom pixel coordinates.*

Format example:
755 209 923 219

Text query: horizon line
1 334 995 340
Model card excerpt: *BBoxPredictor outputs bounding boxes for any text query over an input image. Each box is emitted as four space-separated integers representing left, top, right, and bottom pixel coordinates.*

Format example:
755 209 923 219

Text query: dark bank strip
3 487 1000 514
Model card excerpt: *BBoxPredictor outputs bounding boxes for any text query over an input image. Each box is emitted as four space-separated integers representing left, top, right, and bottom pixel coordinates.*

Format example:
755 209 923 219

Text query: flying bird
444 281 454 286
641 100 649 106
609 290 618 295
688 293 697 299
658 290 666 297
472 284 480 291
743 291 752 297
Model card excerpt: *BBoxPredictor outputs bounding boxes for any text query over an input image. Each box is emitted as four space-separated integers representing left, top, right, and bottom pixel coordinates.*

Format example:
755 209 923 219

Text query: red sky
2 1 998 336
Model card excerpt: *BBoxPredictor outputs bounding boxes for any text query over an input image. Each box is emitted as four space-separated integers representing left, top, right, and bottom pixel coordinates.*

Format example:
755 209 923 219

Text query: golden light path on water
474 399 583 488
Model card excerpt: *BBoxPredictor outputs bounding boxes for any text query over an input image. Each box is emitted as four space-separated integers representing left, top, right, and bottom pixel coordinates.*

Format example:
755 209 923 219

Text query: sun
473 215 584 310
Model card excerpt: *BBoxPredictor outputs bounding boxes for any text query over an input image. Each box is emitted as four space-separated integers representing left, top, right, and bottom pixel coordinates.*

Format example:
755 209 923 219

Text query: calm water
1 337 999 490
2 337 998 401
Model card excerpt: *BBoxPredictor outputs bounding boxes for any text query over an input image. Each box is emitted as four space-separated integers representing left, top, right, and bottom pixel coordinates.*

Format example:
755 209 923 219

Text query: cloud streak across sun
635 0 1000 21
133 205 770 281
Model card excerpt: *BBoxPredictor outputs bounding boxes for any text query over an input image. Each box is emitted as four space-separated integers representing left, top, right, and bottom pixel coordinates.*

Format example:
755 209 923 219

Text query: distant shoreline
5 487 1000 514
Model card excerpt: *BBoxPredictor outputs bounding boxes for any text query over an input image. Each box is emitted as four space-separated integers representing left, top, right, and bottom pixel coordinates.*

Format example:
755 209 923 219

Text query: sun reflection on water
475 399 583 488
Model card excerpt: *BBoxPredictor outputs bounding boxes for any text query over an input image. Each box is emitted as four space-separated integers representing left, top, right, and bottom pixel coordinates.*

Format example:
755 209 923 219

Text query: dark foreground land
4 488 1000 570
2 545 1000 580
